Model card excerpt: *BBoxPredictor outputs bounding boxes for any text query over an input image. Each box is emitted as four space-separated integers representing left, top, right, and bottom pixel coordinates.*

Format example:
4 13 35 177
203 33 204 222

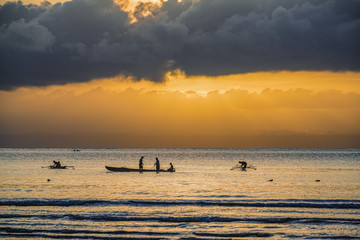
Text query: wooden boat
105 166 175 172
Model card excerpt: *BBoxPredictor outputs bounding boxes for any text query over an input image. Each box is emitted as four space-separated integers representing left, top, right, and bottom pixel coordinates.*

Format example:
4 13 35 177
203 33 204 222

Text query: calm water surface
0 148 359 239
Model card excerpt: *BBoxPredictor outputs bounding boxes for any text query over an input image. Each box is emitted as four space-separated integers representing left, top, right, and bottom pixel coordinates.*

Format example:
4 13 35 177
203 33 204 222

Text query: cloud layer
1 0 359 89
1 83 359 135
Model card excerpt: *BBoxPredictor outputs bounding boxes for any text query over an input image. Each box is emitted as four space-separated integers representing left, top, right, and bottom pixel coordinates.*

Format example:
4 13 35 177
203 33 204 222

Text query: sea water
0 148 359 239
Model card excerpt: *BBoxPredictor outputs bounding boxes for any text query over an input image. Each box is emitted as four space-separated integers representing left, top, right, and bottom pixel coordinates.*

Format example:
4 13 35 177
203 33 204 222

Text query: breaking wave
1 213 359 225
0 198 359 209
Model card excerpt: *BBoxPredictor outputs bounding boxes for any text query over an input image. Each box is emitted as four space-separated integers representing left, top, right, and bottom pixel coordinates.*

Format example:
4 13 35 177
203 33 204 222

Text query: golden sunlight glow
1 1 358 148
0 0 161 7
1 71 359 148
48 71 359 96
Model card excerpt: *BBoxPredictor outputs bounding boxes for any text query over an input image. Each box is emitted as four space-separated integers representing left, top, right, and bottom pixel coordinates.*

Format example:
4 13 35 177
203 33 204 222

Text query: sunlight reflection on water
0 148 359 239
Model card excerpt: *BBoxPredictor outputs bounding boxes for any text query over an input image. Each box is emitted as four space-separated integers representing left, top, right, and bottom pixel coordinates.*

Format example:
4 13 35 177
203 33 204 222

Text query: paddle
248 165 257 170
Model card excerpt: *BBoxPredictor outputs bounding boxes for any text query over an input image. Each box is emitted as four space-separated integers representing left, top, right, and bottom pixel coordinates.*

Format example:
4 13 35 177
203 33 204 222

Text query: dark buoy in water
315 180 320 182
47 179 50 182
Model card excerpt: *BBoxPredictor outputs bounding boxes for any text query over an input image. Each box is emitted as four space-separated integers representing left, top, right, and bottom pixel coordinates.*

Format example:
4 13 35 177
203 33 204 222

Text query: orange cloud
1 71 359 148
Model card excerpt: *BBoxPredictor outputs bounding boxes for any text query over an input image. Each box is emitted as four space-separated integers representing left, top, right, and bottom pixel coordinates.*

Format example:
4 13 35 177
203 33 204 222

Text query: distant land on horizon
1 133 359 149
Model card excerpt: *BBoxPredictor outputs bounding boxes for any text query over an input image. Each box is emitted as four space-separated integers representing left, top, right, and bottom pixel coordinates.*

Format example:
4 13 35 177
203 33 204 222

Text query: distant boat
230 165 257 171
49 166 67 169
105 166 175 172
43 165 74 169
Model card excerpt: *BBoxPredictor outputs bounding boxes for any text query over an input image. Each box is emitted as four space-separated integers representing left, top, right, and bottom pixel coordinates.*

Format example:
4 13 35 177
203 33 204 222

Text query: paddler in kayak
139 156 144 170
239 161 247 170
53 161 61 167
154 157 160 171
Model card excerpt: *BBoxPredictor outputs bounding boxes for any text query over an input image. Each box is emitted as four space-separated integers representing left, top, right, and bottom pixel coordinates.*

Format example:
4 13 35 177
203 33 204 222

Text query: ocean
0 148 359 239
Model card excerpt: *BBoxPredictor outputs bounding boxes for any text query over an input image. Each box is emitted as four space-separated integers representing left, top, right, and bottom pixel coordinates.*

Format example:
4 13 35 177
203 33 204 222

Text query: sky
0 0 359 148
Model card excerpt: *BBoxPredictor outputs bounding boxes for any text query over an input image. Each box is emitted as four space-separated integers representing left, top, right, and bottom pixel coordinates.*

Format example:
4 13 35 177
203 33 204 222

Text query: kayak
105 166 175 172
49 166 67 169
230 165 257 171
44 166 74 169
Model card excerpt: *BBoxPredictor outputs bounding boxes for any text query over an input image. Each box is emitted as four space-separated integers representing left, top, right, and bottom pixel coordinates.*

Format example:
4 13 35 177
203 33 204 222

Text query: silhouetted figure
168 163 174 172
154 157 160 171
53 161 61 167
139 156 144 170
239 161 247 170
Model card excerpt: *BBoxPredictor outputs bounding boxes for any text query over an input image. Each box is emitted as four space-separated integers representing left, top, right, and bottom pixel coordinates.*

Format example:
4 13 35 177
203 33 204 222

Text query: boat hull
105 166 175 172
49 166 67 169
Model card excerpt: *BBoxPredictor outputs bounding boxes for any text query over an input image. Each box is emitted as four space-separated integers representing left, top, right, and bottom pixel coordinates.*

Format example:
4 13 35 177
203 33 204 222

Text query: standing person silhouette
154 157 160 172
139 156 144 170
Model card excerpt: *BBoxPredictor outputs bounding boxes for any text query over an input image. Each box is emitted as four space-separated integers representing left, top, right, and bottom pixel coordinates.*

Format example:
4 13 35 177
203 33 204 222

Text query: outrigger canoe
230 165 257 171
43 166 74 169
105 166 175 172
49 166 67 169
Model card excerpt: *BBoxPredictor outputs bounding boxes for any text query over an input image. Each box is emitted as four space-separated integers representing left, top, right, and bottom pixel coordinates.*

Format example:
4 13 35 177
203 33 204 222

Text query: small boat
49 165 67 169
230 164 257 171
44 161 74 169
43 165 74 169
105 166 175 172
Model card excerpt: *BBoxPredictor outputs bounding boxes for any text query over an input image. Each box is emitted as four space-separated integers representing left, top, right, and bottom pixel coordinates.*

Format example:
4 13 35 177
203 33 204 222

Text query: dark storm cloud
176 0 360 75
0 0 359 89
